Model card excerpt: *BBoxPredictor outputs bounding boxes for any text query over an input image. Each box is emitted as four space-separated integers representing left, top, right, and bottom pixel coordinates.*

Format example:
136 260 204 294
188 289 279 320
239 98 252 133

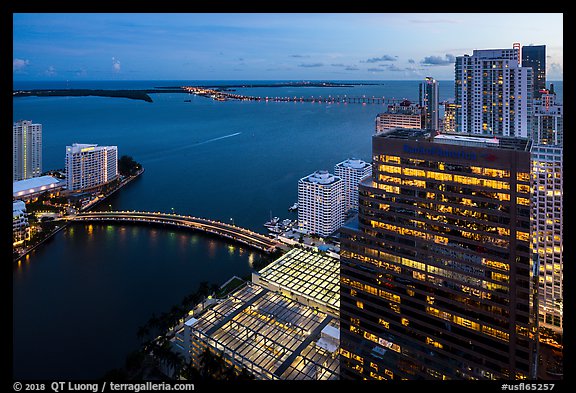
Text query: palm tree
199 347 223 380
136 325 151 344
237 367 255 380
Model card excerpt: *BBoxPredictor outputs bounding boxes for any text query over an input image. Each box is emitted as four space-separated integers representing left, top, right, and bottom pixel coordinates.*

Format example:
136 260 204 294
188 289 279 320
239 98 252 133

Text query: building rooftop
254 248 340 311
376 127 430 140
300 170 341 185
335 158 370 170
13 175 64 196
187 283 340 380
13 200 26 212
376 128 531 151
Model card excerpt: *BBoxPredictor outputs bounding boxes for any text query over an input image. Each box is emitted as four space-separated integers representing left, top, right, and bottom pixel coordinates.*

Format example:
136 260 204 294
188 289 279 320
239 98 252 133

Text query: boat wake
142 132 242 162
196 132 241 146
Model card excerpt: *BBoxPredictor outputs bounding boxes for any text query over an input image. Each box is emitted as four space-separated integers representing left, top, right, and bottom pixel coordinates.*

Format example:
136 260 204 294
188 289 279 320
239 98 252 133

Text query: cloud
386 65 406 72
408 59 415 64
367 67 385 72
13 58 30 72
332 64 359 70
291 54 309 58
548 63 563 78
298 63 324 68
420 54 455 66
112 57 121 72
363 55 397 63
75 69 88 77
44 66 57 77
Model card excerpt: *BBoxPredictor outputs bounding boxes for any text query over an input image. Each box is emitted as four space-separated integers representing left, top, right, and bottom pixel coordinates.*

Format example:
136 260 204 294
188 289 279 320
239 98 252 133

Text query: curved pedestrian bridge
71 211 279 253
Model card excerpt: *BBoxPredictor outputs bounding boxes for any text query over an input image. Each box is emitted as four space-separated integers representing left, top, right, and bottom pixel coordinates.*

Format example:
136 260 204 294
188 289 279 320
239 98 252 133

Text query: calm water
12 80 563 379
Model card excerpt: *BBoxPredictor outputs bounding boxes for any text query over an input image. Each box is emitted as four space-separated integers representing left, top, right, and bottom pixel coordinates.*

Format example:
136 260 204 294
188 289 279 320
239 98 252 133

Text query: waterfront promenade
71 211 280 253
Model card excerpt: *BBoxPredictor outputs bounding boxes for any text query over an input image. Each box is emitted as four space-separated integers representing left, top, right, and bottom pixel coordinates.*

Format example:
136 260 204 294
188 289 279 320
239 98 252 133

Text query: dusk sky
13 13 563 81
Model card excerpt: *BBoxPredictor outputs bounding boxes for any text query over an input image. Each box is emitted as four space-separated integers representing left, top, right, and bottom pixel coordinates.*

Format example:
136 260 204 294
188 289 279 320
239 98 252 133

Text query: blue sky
13 13 563 81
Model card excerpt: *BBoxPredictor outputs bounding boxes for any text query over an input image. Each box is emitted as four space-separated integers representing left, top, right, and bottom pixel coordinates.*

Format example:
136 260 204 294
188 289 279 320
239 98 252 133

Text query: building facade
13 200 30 246
522 45 546 99
13 120 42 182
530 90 562 335
65 143 118 191
375 101 423 134
443 102 460 133
298 170 344 237
419 77 439 132
533 91 562 145
334 158 372 212
455 48 533 138
531 144 562 334
340 128 537 380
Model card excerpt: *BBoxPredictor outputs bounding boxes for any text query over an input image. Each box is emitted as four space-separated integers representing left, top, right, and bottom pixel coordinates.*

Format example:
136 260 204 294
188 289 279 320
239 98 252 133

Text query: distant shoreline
157 81 371 90
12 82 368 102
12 89 183 102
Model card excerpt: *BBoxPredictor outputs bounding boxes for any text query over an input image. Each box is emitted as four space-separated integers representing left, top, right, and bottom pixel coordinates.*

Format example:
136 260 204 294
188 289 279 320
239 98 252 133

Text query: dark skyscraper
419 77 439 132
339 128 537 380
522 45 546 99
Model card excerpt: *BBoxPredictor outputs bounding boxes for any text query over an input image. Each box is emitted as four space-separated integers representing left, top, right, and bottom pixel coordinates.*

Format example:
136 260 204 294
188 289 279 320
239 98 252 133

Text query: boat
288 202 298 211
267 225 283 234
264 216 280 229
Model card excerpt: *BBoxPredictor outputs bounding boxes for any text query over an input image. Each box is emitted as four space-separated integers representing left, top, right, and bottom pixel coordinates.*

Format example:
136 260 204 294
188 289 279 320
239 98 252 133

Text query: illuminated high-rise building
443 101 460 133
455 47 533 138
375 100 423 134
340 128 537 380
531 89 563 335
522 45 546 99
13 120 42 182
65 143 118 191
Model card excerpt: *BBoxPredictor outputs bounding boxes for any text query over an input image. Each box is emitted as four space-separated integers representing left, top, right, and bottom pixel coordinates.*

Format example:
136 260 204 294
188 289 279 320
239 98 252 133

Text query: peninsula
13 88 183 102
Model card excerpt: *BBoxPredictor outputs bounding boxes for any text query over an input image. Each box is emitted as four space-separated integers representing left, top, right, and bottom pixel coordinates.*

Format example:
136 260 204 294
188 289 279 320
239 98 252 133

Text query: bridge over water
70 211 280 253
183 86 417 105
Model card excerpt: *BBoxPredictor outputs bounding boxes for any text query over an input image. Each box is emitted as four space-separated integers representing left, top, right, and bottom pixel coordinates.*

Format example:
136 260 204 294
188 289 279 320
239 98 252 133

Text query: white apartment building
455 47 533 138
13 120 42 182
334 158 372 212
298 170 344 237
65 143 118 191
13 200 30 246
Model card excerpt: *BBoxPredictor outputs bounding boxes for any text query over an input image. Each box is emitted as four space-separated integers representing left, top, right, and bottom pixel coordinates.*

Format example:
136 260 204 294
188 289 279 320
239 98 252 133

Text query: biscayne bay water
12 80 562 379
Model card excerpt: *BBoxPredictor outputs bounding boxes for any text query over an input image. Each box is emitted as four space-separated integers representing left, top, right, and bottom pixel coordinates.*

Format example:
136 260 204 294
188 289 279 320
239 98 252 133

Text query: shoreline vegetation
12 81 374 102
12 89 176 102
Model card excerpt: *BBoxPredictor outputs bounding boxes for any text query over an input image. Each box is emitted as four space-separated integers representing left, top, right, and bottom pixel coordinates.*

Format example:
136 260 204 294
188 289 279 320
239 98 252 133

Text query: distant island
12 82 380 103
156 81 370 90
13 88 183 103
